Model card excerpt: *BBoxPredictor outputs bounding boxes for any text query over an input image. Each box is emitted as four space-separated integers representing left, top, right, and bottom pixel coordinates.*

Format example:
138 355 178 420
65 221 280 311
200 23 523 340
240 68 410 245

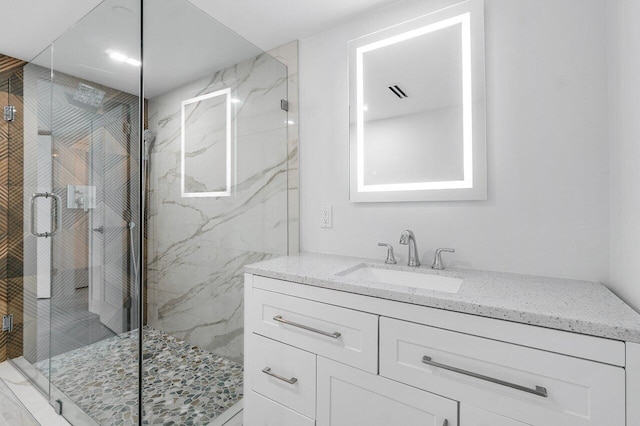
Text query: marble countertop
245 252 640 343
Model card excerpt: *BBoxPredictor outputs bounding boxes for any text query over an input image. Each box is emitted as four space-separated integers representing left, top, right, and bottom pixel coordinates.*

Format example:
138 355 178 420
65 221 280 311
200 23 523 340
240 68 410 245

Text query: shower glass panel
143 0 289 423
5 59 28 369
11 0 143 424
8 0 292 423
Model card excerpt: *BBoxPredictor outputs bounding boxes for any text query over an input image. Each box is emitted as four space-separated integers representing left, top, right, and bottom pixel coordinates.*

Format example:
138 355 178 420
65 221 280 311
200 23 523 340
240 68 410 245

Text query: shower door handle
50 193 61 236
30 192 62 238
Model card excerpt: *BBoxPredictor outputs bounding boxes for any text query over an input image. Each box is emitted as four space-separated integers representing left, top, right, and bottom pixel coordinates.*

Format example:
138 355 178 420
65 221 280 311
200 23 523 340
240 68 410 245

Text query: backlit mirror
349 0 486 202
181 88 233 197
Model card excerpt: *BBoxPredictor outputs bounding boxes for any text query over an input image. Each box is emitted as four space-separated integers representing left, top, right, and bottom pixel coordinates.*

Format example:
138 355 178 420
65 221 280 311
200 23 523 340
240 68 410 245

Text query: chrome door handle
50 193 61 236
262 367 298 384
421 355 548 398
273 315 341 339
30 192 61 238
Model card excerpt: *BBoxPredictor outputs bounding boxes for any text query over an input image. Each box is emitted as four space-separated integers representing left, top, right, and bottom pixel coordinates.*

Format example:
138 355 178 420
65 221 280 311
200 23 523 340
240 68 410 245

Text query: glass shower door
47 73 140 424
4 59 28 368
9 1 143 424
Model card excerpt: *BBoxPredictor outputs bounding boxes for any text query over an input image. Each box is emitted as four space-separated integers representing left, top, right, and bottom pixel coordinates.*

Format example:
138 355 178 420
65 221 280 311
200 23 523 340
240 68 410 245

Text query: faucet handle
378 243 397 264
432 248 455 270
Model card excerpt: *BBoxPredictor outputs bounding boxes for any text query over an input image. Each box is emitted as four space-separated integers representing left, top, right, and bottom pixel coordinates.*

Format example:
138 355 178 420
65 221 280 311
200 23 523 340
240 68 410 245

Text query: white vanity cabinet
244 274 632 426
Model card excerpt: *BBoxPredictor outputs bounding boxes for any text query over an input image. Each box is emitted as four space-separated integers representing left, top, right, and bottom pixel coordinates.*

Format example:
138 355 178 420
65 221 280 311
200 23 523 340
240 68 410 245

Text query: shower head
67 83 106 113
143 130 156 160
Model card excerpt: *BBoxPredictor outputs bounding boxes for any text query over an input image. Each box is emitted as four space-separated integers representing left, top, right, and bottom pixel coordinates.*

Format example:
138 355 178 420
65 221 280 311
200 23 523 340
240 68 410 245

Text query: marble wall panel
268 41 300 254
147 45 299 362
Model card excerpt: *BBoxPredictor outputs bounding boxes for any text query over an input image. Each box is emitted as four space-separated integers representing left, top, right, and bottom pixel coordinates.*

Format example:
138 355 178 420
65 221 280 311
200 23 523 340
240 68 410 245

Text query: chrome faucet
399 230 420 267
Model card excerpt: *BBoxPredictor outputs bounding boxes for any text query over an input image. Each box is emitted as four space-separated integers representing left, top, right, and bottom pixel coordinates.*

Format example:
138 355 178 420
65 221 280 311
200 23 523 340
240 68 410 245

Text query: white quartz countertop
245 253 640 343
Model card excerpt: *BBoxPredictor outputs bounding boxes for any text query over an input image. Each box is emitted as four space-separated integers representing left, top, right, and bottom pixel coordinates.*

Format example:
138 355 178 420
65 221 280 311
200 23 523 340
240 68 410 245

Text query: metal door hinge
3 105 16 122
2 314 13 332
280 99 289 111
54 399 63 415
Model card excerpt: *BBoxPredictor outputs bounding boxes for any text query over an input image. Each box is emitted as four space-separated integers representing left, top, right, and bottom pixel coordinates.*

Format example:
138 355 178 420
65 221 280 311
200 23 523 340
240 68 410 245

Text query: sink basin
339 265 463 293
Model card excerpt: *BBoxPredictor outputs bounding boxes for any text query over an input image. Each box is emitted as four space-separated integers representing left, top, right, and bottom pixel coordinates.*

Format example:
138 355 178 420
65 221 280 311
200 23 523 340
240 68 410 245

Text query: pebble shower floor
36 327 243 425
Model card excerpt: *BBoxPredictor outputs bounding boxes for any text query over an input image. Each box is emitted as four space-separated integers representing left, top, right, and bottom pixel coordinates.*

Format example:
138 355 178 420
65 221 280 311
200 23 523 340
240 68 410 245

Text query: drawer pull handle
262 367 298 384
421 356 548 398
273 315 341 339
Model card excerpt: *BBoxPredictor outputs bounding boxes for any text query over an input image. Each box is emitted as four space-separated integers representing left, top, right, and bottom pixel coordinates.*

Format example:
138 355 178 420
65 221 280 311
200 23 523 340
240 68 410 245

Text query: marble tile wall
269 41 300 255
147 42 299 363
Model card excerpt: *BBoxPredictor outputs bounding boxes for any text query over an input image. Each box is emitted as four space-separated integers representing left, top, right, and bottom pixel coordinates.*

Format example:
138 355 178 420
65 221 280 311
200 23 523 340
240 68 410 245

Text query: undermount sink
338 265 463 293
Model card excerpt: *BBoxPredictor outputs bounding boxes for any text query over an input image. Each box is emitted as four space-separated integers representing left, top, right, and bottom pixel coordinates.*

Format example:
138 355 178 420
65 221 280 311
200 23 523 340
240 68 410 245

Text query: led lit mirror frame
349 0 486 202
181 88 232 198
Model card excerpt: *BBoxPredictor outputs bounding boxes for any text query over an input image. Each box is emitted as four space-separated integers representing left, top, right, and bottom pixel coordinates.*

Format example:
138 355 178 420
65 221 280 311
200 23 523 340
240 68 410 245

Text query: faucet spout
399 229 420 267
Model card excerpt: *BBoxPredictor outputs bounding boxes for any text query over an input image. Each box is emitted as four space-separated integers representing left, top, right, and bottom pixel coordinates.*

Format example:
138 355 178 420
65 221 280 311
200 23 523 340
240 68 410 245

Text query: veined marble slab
245 252 640 343
147 48 294 362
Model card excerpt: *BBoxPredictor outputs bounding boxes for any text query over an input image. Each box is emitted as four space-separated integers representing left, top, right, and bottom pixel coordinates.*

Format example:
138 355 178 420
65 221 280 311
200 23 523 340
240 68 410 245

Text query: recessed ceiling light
109 51 127 62
363 105 369 111
230 98 241 104
107 50 141 67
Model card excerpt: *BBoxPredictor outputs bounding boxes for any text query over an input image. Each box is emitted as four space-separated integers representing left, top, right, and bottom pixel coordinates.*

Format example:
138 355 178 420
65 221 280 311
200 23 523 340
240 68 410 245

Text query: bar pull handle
421 355 548 398
273 315 341 339
262 367 298 385
50 193 61 236
30 192 61 238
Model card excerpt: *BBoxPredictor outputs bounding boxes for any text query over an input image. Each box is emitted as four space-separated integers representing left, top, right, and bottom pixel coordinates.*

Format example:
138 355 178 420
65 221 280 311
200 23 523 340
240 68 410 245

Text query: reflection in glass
181 88 232 197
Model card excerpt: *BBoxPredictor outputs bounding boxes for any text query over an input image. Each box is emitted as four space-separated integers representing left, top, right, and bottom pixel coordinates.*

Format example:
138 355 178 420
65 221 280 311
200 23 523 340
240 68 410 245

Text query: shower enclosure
2 0 297 424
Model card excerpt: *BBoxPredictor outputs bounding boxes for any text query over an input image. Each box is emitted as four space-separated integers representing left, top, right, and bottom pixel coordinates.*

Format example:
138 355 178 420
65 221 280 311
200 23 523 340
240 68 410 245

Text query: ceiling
0 0 402 62
363 24 463 122
186 0 404 51
31 0 264 98
0 0 103 61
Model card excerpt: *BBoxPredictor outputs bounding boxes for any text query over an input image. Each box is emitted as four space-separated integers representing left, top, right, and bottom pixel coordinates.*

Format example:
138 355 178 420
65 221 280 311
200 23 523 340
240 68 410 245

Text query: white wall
299 0 610 281
608 0 640 311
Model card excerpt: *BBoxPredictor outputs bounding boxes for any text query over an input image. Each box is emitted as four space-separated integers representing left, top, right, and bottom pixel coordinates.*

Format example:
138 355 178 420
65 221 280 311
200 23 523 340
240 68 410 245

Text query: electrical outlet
321 205 333 228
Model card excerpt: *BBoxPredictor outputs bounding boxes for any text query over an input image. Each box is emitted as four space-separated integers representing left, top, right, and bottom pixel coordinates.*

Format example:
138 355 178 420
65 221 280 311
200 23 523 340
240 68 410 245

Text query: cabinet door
317 357 457 426
461 404 531 426
244 391 315 426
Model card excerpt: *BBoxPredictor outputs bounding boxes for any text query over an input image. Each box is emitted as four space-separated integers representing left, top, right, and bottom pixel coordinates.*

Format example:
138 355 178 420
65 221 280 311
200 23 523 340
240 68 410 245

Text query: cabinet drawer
380 317 624 425
251 334 316 419
244 391 315 426
251 288 378 372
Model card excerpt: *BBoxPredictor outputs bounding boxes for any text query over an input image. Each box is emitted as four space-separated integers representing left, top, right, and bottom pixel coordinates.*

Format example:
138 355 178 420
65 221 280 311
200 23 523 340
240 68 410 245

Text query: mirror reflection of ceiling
363 24 462 122
31 0 262 98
